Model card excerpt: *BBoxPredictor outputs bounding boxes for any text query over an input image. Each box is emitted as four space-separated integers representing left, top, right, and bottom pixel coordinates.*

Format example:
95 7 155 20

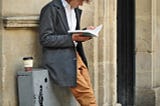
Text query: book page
68 24 103 37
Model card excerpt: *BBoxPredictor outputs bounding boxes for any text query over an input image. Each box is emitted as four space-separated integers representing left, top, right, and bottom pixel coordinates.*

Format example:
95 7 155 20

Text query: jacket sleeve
39 5 74 48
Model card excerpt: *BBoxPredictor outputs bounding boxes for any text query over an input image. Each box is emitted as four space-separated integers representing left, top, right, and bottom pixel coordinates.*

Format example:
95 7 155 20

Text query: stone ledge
3 16 39 28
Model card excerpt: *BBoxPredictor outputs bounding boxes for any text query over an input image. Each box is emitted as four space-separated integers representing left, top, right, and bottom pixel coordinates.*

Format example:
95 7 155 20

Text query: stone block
2 0 50 15
136 87 160 106
136 71 152 88
135 88 155 106
136 52 152 72
154 87 160 106
153 71 160 87
136 18 152 52
136 0 151 16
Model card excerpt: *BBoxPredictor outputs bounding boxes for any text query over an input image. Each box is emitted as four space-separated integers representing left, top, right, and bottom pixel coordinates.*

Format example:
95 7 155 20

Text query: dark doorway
117 0 135 106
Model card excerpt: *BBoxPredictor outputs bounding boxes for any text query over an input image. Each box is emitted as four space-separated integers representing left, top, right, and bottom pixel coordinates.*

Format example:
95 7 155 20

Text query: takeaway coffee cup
23 57 33 72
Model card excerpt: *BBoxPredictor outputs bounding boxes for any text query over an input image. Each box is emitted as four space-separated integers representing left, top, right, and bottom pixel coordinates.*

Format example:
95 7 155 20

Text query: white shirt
61 0 77 31
61 0 78 46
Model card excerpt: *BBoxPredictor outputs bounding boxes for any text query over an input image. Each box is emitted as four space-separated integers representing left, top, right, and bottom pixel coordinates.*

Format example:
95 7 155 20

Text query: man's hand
87 26 95 30
72 33 92 42
72 26 95 42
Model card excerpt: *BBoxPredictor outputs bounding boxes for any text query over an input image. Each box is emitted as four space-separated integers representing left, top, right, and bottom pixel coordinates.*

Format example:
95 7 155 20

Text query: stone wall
135 0 160 105
0 0 118 106
0 0 2 105
81 0 118 105
0 0 50 105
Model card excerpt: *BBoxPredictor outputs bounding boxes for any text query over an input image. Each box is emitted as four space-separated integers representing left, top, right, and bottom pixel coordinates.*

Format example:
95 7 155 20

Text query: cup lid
23 57 33 60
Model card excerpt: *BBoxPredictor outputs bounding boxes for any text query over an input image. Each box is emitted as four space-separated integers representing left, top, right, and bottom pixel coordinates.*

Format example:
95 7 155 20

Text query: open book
68 24 103 37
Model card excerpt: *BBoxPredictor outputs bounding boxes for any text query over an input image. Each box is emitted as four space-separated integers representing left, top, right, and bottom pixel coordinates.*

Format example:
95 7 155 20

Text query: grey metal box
17 68 76 106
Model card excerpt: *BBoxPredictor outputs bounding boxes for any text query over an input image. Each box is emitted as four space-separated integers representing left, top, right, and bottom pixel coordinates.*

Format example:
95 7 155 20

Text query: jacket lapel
52 0 82 31
53 0 69 31
57 8 70 31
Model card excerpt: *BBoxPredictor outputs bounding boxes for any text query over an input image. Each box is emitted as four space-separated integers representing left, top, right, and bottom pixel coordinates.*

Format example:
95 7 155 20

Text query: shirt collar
61 0 71 8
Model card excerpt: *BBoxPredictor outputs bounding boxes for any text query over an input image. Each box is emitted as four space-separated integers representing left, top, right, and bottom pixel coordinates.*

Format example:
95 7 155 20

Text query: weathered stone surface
136 0 160 106
135 88 155 106
0 0 118 106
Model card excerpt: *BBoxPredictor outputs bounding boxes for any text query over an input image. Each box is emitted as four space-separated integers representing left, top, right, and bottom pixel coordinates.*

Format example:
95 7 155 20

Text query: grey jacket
39 0 88 87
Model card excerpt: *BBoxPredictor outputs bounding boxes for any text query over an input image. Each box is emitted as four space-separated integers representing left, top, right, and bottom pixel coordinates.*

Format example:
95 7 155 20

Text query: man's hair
84 0 90 3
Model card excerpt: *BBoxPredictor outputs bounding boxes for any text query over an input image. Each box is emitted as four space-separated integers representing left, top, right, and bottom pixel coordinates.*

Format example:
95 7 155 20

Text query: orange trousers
70 53 97 106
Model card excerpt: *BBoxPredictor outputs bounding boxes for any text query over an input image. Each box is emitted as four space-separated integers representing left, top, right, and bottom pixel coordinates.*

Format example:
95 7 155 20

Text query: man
39 0 97 105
